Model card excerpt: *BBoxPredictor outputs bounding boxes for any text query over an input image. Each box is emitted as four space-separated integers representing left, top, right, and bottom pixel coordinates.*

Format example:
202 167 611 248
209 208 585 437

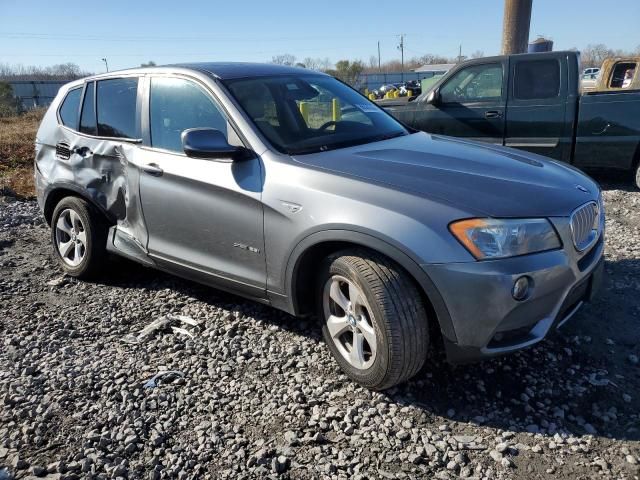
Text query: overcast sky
1 0 638 72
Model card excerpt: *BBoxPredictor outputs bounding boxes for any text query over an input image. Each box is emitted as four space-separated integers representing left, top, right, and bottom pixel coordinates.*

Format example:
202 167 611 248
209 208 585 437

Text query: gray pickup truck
386 51 640 188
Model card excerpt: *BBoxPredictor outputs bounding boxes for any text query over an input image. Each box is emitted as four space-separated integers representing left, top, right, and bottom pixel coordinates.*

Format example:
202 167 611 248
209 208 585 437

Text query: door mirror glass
182 128 252 161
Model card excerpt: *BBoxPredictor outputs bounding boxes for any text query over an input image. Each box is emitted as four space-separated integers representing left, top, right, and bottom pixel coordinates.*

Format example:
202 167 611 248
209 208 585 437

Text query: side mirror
181 128 253 161
425 88 440 106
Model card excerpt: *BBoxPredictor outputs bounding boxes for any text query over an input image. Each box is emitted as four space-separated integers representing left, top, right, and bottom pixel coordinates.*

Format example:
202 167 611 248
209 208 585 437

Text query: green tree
141 61 157 68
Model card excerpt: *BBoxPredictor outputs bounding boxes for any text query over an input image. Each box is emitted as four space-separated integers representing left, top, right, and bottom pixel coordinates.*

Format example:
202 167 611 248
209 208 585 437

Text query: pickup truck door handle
485 110 503 119
592 123 611 135
142 163 164 176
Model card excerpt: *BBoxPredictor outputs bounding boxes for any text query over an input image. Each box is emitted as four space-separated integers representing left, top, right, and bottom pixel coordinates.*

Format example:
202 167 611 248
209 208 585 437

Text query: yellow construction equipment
332 98 341 122
299 102 309 123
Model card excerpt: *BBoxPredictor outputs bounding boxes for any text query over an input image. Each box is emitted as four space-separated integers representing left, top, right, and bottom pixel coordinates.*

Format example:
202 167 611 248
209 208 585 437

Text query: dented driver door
137 75 266 299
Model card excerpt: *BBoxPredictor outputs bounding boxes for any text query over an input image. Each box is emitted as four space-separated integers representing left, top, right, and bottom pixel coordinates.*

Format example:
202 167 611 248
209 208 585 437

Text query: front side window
149 77 228 153
96 78 138 138
79 82 96 135
59 87 82 128
225 75 407 155
440 64 503 103
514 59 560 100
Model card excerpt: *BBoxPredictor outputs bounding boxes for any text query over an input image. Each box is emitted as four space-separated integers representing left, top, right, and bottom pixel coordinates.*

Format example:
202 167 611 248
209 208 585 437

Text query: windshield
223 74 408 155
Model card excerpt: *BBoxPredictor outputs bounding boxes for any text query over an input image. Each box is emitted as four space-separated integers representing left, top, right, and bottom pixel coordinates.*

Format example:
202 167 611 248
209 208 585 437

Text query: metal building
6 80 68 110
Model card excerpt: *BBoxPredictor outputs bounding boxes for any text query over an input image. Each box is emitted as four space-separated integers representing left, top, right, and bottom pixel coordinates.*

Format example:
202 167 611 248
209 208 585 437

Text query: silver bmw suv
35 63 605 390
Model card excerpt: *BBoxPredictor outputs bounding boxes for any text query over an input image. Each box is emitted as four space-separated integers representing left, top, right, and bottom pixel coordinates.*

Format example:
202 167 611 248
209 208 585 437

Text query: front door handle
142 163 164 176
485 110 503 119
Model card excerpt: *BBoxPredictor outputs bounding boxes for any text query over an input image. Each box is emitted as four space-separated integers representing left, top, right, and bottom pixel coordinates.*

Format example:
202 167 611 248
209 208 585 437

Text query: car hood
291 132 599 217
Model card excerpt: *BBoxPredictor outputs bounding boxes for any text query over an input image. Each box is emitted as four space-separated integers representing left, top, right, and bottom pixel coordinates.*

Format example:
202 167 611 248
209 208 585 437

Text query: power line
0 31 412 43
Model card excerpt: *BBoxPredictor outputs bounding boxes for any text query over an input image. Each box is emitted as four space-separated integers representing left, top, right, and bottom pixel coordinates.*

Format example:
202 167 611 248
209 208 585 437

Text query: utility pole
377 41 381 72
457 44 463 63
101 57 109 72
397 34 405 81
501 0 533 54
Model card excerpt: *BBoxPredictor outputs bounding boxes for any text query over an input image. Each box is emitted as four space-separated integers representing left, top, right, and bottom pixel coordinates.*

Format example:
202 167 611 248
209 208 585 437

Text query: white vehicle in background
581 68 600 92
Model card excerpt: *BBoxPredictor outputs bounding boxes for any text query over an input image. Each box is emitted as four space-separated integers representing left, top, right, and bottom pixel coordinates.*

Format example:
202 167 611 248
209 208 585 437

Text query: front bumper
423 216 605 363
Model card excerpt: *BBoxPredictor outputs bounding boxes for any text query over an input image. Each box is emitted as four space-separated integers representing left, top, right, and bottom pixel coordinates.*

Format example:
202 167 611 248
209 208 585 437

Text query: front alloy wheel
323 275 377 370
318 249 430 390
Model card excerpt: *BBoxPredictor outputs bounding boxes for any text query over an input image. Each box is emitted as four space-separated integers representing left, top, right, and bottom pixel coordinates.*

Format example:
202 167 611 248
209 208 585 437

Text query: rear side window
149 77 228 152
514 60 560 100
96 78 139 138
59 88 82 128
80 82 97 135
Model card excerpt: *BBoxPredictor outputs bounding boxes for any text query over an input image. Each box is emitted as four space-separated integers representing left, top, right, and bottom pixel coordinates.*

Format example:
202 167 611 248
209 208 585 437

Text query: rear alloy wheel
51 197 108 278
55 208 87 268
319 249 430 390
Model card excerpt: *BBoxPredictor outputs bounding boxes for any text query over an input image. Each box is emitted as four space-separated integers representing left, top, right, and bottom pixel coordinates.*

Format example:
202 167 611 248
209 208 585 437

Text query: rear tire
318 249 430 390
51 196 108 279
635 162 640 190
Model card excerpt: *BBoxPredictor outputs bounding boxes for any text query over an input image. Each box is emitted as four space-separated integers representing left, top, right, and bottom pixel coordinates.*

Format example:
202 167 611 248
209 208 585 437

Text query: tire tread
321 248 429 390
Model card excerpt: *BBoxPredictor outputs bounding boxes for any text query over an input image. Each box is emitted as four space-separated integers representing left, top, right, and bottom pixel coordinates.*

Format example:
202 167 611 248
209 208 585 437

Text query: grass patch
0 109 44 198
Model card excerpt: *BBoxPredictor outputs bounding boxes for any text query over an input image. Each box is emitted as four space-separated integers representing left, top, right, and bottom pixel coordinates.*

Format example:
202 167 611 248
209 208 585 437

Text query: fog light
512 276 531 301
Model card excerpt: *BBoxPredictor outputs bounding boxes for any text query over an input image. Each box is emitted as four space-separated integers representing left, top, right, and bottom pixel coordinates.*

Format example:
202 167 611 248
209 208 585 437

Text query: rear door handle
74 146 92 157
485 110 503 119
142 163 164 176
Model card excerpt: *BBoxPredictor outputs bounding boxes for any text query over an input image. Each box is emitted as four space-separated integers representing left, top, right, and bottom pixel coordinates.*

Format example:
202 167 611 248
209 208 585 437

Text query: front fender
282 227 457 343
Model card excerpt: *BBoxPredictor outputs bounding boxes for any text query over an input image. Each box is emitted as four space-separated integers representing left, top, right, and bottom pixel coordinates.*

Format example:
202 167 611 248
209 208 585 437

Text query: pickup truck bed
576 90 640 171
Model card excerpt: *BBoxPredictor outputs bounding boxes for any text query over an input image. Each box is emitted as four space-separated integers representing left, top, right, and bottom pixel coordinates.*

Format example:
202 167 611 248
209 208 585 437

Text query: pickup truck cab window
440 64 503 103
96 78 139 138
514 59 560 100
58 87 82 129
149 77 228 153
609 62 637 89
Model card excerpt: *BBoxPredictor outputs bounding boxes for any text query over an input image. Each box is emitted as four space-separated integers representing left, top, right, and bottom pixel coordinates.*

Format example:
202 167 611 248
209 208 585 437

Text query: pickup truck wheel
51 197 108 279
318 249 429 390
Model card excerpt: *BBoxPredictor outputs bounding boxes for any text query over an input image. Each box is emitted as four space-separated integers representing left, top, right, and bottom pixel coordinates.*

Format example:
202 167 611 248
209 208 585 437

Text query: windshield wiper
289 131 408 155
366 131 407 143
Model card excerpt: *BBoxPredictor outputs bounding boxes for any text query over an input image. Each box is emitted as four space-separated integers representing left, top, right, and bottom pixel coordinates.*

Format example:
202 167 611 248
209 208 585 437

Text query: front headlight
449 218 561 260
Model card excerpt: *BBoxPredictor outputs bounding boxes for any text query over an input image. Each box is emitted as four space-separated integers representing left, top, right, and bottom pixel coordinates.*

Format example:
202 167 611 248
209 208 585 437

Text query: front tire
318 249 430 390
51 197 108 279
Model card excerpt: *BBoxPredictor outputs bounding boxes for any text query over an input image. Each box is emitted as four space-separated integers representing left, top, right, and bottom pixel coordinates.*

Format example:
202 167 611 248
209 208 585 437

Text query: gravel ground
0 184 639 480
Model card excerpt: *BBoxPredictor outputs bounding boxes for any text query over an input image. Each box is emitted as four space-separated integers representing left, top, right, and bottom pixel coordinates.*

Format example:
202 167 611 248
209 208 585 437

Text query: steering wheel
318 120 338 131
453 86 465 99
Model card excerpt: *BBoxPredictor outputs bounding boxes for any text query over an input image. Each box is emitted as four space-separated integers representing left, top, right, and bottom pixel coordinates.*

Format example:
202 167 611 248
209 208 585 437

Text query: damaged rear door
51 76 150 253
137 75 266 299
